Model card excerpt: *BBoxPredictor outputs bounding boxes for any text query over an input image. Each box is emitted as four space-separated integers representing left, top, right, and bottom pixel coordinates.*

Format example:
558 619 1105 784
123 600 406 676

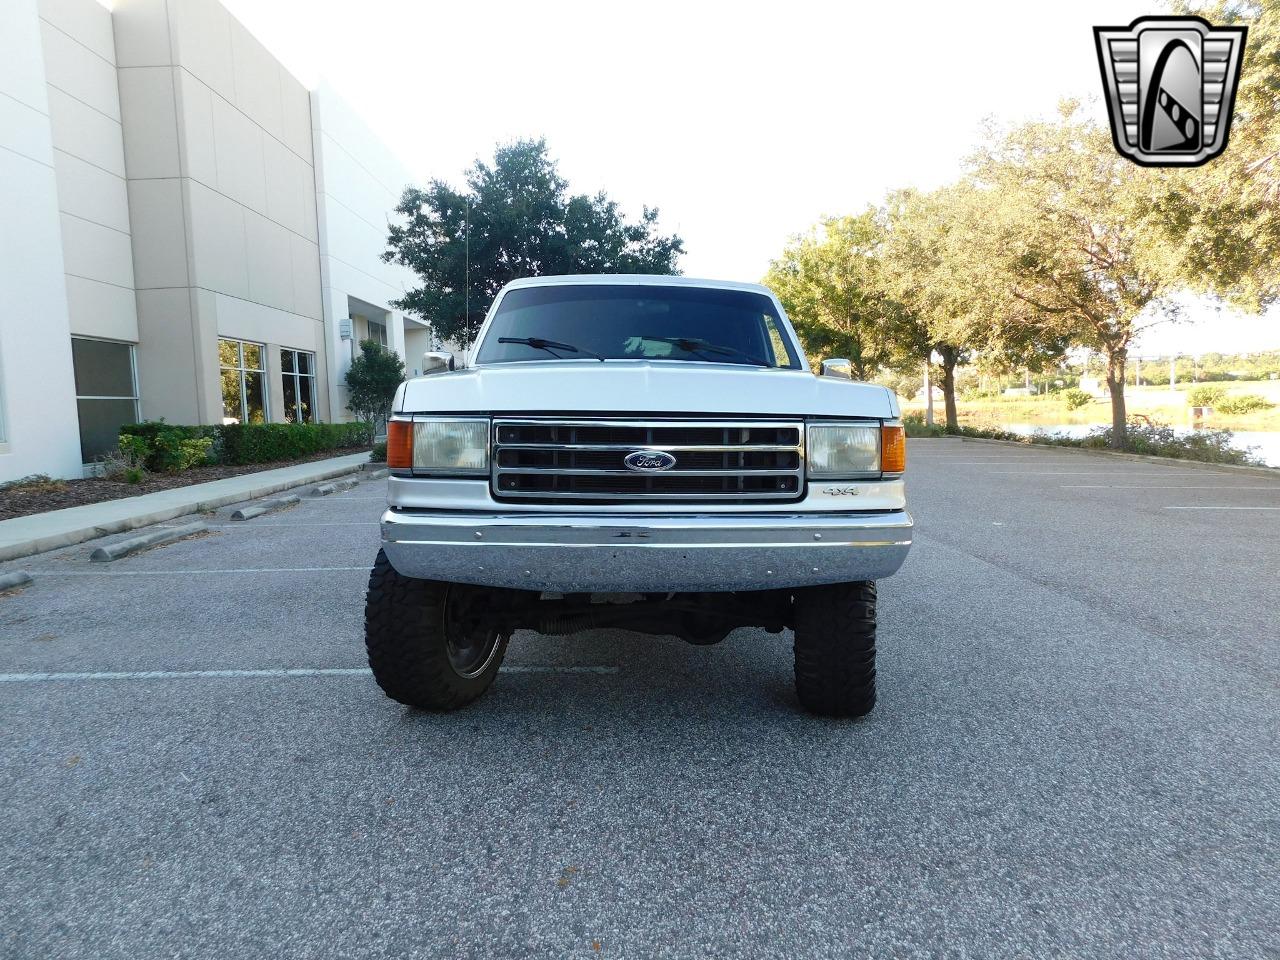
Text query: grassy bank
903 414 1268 467
902 379 1280 432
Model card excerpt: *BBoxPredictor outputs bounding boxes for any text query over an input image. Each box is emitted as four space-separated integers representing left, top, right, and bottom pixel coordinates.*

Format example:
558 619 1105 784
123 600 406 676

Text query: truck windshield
474 285 802 368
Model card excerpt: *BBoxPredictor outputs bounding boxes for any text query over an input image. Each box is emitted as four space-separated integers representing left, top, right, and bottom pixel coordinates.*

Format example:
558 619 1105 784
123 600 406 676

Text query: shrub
370 441 388 463
218 422 368 465
1215 393 1273 415
99 442 147 482
1061 388 1091 410
903 411 946 438
1080 418 1260 465
345 339 405 441
151 430 214 472
1188 385 1227 407
118 422 218 472
119 421 368 470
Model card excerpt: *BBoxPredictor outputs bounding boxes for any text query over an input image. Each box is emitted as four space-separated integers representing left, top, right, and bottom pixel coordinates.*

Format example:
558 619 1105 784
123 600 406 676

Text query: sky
203 0 1275 355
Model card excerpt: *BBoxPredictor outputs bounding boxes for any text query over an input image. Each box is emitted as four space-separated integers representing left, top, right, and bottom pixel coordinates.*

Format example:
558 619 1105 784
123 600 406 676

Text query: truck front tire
364 550 508 710
792 580 877 717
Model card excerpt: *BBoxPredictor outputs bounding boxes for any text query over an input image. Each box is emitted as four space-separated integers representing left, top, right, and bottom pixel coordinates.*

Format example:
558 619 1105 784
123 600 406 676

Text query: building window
71 337 140 462
366 317 388 348
219 338 267 424
281 349 317 423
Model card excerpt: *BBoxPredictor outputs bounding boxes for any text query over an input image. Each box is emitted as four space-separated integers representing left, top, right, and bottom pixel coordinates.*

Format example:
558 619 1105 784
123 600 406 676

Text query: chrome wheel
442 586 503 679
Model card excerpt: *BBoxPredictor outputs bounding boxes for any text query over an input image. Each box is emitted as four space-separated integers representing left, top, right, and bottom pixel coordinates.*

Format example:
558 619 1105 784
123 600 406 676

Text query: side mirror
820 358 853 380
421 351 455 375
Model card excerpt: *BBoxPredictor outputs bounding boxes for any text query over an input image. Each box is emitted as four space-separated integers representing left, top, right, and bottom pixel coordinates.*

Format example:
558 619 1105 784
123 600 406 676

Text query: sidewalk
0 453 371 563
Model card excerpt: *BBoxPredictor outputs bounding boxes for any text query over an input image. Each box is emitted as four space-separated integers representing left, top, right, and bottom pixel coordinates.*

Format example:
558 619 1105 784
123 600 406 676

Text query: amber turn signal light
881 424 906 474
386 419 413 469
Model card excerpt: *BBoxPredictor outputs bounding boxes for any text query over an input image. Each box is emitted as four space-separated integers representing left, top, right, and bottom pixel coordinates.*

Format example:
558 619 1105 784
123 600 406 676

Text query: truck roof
501 274 776 297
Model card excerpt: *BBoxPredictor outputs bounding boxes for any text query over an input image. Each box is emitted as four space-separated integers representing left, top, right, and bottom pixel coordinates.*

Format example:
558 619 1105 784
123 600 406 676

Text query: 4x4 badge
1094 16 1247 167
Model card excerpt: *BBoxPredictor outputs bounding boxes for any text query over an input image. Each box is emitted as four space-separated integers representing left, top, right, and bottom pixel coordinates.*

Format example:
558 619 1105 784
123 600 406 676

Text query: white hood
395 361 898 419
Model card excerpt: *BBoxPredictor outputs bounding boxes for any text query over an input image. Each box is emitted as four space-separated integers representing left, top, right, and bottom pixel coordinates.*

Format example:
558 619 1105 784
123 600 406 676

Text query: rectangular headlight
807 423 880 478
412 418 489 474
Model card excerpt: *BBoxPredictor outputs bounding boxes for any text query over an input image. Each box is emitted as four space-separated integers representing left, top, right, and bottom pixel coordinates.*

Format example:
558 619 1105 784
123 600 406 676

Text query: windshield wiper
497 336 605 362
637 335 771 368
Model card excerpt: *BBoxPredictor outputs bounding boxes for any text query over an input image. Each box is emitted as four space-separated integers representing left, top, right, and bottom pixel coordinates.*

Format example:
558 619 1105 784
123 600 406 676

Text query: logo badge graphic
623 450 677 473
1094 16 1246 167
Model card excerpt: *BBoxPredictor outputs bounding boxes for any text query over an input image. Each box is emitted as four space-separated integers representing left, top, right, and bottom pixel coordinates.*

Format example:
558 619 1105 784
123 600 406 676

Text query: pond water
995 422 1280 467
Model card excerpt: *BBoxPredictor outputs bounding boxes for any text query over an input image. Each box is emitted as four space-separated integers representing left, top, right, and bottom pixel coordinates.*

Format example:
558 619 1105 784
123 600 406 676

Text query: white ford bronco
366 275 912 715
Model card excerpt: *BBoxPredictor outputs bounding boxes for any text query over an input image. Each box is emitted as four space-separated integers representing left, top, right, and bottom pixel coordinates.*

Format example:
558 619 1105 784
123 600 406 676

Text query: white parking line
25 566 369 576
1164 506 1280 511
987 471 1196 476
0 665 619 682
1062 484 1280 490
206 522 380 527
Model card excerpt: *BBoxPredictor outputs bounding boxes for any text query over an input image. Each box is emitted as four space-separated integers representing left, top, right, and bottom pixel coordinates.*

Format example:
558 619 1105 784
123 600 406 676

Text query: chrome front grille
492 419 805 503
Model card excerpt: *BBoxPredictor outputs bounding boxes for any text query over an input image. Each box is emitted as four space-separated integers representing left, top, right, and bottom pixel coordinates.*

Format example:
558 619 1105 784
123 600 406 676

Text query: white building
0 0 429 481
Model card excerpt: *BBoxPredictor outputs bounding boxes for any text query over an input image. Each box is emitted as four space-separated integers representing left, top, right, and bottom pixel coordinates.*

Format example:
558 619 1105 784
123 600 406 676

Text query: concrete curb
89 522 208 562
0 571 34 591
0 453 367 563
230 495 301 521
366 468 389 479
955 436 1280 480
310 478 359 497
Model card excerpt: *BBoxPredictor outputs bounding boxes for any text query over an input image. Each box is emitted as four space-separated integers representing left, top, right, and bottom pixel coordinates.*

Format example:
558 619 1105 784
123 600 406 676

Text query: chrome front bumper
380 510 913 592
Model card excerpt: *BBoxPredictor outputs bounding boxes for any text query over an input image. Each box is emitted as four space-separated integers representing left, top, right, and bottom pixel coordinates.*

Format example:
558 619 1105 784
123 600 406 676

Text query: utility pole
1170 354 1177 390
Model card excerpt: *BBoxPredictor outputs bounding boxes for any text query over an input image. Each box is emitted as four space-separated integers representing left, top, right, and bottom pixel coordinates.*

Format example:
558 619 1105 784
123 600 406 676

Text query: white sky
209 0 1275 355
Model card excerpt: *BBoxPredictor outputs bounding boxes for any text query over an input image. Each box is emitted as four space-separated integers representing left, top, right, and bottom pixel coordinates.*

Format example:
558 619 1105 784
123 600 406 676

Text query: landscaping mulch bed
0 449 373 522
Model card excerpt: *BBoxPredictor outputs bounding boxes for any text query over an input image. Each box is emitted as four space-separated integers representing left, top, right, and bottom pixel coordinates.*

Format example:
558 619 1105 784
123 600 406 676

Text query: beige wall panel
2 0 56 114
244 210 294 312
135 287 199 423
65 274 139 341
53 149 130 232
46 86 126 175
39 19 119 121
111 0 172 68
59 212 135 288
0 92 56 165
190 286 223 421
280 69 312 160
229 19 282 140
211 93 265 212
127 177 188 289
290 233 322 320
117 66 180 178
169 0 234 102
213 293 321 353
174 68 217 186
187 179 248 298
263 135 305 236
300 158 318 239
38 0 116 64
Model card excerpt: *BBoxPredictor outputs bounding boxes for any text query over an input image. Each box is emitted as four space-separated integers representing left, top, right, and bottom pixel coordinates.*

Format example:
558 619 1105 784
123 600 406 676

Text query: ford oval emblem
623 450 677 472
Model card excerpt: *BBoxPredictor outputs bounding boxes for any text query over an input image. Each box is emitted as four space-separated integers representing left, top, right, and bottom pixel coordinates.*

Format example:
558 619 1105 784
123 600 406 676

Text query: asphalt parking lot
2 440 1278 960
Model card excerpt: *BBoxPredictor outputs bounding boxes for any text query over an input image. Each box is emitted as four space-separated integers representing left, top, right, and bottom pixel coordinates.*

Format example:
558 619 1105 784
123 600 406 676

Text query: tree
345 339 405 441
878 186 1069 429
967 104 1203 447
383 139 683 346
763 211 904 380
1162 0 1280 307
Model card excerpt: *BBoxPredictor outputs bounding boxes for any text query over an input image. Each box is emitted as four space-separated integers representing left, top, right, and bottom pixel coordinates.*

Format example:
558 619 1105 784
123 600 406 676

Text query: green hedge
120 421 368 471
